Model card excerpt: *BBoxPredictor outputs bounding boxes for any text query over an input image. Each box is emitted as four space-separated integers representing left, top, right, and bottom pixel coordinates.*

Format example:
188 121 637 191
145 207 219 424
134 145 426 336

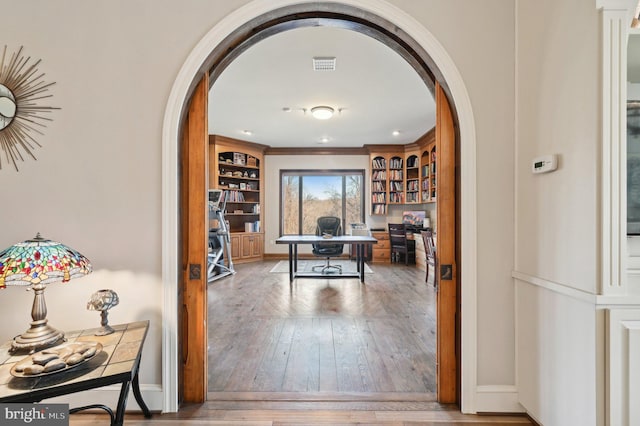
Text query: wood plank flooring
70 260 534 425
70 409 534 425
207 260 437 395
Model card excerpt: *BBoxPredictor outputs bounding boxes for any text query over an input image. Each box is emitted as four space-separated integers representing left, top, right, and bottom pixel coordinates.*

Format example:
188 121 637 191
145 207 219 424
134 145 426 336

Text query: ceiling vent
312 57 336 71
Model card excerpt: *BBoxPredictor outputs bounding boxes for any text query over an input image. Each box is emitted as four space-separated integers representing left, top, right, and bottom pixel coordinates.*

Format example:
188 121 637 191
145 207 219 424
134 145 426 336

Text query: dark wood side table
0 321 152 426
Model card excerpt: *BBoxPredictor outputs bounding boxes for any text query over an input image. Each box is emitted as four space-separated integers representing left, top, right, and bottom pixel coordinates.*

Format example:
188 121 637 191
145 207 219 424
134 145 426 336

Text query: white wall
1 0 519 414
515 0 602 424
516 282 601 426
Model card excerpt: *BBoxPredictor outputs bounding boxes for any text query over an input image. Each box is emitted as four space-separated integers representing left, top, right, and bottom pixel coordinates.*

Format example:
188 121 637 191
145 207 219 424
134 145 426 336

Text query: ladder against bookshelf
209 135 266 263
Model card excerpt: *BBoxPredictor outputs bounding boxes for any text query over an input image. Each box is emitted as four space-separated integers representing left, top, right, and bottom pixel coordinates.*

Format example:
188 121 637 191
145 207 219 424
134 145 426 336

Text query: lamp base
10 319 66 354
95 324 115 336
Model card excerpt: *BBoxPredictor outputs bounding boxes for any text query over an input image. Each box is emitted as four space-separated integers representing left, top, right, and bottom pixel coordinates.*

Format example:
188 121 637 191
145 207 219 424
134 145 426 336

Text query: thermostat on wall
532 154 558 174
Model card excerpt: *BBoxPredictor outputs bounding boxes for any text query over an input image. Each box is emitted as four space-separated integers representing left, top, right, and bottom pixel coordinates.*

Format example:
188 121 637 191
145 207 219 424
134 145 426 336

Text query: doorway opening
168 0 477 414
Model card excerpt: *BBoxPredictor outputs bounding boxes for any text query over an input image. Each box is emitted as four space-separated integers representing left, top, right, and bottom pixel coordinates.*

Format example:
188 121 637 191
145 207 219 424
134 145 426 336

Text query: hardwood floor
70 409 534 425
207 260 436 395
70 260 534 425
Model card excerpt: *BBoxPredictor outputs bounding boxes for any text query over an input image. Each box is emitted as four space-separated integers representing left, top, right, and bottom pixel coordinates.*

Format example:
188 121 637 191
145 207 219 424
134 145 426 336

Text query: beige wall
515 0 602 424
515 0 599 291
0 0 252 394
6 0 614 417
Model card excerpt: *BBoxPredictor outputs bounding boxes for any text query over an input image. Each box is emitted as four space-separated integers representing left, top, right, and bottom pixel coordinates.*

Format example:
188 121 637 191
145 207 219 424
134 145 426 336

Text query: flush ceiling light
311 106 334 120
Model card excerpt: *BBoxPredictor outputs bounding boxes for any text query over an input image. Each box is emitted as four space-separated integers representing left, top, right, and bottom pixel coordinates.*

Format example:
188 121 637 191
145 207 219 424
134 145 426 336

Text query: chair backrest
313 216 343 255
316 216 342 237
421 229 436 259
388 223 408 248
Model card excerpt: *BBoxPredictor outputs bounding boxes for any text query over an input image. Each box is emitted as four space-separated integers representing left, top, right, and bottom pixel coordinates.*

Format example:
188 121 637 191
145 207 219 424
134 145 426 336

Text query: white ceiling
208 26 435 148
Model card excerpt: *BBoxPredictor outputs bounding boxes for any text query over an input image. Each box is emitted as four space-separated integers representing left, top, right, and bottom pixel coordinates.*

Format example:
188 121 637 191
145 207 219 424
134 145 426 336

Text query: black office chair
389 223 415 265
312 216 344 274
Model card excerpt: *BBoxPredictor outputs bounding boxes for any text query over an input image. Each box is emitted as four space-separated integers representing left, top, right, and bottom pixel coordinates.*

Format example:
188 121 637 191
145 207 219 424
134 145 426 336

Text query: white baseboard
45 384 163 413
475 385 524 413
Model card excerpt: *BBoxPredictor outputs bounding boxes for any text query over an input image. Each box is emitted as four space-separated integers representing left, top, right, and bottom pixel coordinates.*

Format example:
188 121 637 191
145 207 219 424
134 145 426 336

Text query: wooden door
179 74 209 403
435 82 457 403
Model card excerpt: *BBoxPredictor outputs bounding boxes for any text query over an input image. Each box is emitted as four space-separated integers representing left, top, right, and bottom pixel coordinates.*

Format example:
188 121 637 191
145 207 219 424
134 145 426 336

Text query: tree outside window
281 170 364 235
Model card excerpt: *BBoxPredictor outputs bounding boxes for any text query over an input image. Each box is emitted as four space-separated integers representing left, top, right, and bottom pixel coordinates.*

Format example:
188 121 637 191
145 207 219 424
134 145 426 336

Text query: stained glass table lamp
0 233 92 353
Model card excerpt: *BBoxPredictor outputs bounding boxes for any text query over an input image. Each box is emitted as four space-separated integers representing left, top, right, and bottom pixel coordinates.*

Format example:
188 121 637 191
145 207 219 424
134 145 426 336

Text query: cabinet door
240 233 263 259
241 234 253 258
230 234 240 259
251 234 263 257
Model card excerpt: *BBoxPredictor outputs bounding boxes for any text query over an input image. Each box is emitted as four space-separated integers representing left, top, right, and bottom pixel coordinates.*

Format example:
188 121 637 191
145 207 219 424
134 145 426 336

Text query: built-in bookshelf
419 142 436 203
368 129 436 214
406 153 420 203
371 155 388 215
389 155 404 204
209 135 266 263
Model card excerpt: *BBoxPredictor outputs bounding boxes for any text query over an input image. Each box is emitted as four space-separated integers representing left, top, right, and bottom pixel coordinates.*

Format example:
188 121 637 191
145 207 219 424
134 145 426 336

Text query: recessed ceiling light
242 130 253 135
392 130 401 136
319 136 331 143
311 106 334 120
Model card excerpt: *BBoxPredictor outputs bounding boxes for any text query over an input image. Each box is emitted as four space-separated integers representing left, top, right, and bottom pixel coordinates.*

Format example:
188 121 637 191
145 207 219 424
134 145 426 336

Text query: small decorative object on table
87 289 119 335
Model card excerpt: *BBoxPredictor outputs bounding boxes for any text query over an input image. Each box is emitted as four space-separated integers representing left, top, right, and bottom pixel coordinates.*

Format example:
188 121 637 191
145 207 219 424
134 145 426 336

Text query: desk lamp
0 233 92 353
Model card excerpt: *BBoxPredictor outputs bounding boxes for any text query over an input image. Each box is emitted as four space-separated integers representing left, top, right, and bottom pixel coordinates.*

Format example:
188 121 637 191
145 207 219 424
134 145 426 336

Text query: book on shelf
390 158 403 169
372 158 386 169
223 190 245 202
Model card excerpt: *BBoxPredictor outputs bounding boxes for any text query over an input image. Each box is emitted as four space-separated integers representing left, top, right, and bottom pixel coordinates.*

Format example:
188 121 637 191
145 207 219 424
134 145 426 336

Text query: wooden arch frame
163 0 478 414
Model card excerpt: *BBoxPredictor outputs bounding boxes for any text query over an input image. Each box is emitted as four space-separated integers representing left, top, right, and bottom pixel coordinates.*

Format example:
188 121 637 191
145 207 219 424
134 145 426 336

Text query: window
280 170 365 235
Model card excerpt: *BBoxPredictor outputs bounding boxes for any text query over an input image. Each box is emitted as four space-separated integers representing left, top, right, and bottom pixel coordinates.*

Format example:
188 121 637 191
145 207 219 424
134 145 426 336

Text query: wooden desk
0 321 151 426
275 235 377 283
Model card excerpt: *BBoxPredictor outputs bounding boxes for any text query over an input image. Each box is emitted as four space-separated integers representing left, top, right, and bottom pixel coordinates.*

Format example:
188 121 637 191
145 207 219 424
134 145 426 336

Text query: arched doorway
163 0 478 414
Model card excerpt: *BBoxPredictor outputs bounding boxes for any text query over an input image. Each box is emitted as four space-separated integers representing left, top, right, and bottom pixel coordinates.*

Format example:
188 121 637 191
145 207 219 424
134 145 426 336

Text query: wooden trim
181 75 209 403
209 134 268 153
265 146 368 155
179 4 462 410
415 127 436 148
363 144 405 154
435 82 457 403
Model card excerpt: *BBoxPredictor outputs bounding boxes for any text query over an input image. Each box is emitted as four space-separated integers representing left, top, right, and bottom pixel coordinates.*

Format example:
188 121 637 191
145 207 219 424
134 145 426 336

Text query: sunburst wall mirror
0 46 59 171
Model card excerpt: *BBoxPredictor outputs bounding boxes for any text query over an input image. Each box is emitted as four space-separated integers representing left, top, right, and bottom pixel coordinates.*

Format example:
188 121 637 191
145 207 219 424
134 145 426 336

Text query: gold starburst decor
0 46 59 171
